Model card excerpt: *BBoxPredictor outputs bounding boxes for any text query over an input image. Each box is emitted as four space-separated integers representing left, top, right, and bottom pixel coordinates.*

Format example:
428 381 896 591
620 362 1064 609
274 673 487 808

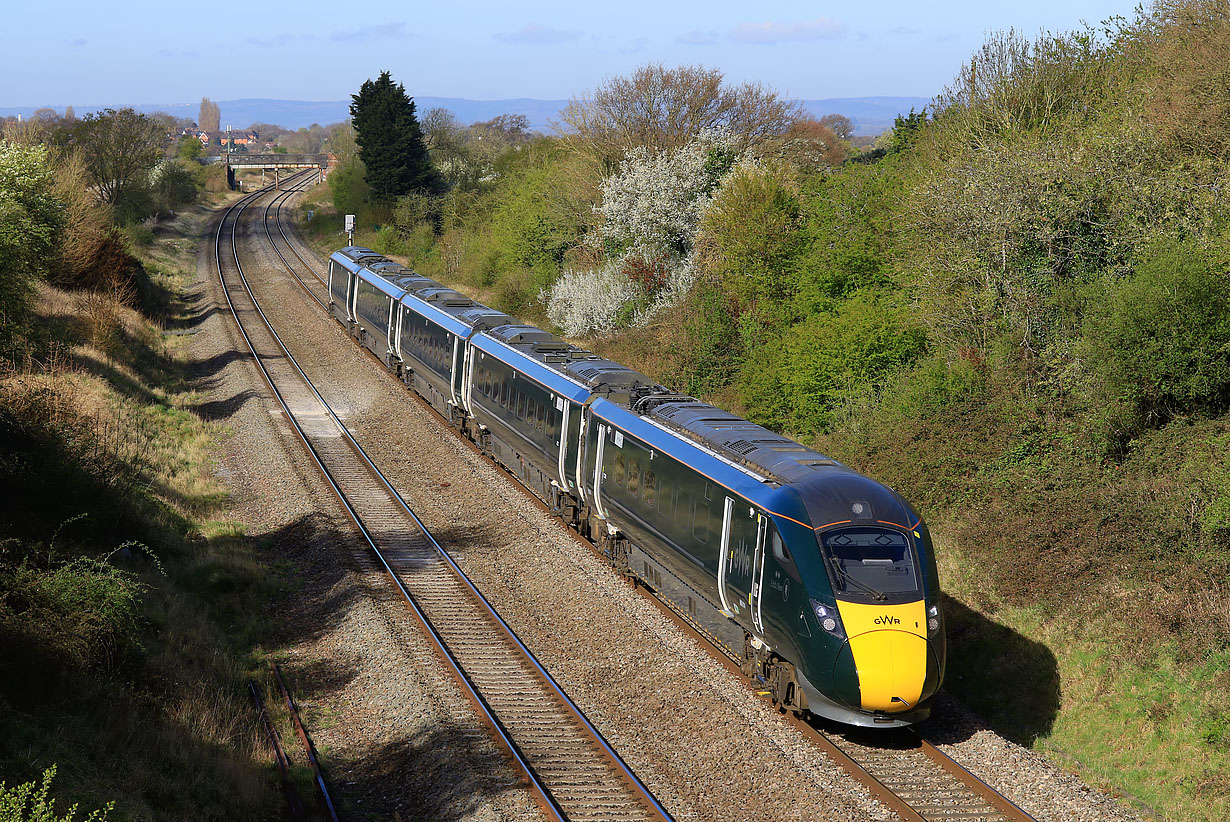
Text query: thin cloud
926 32 961 43
70 38 87 47
496 23 582 45
331 22 410 42
676 29 718 45
620 36 648 54
888 26 920 36
730 18 848 44
243 32 315 48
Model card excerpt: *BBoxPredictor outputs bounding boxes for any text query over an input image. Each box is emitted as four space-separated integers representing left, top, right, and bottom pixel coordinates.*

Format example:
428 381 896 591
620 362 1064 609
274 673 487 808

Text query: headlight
927 603 941 635
811 599 845 639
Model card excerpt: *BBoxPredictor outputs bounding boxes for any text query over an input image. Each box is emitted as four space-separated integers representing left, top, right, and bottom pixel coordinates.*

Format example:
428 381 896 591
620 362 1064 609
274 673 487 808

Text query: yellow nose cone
849 629 927 711
836 600 928 712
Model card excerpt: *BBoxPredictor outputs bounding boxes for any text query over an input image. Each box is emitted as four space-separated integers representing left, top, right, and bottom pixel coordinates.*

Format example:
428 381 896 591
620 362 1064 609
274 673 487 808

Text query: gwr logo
874 615 901 625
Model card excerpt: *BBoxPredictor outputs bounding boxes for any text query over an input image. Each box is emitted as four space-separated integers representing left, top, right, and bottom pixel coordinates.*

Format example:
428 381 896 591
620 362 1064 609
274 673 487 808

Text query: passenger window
771 527 791 562
644 471 656 507
614 452 625 485
628 460 640 494
536 402 545 431
693 498 709 543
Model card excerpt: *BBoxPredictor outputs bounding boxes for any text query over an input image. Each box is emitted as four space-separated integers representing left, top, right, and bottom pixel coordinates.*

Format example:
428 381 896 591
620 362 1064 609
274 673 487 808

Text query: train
326 245 946 727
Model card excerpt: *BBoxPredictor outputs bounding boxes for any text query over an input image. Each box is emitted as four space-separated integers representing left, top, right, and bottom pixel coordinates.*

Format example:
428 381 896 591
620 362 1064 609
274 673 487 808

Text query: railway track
255 182 1041 822
216 179 673 822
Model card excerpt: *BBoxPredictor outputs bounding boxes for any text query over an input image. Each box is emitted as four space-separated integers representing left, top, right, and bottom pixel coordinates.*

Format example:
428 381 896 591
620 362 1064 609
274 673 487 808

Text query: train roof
637 396 844 486
333 246 386 267
334 248 884 499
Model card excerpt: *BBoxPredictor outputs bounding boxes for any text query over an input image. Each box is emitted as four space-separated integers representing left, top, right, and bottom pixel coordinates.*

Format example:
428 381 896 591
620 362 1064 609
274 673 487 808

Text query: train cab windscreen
819 528 919 600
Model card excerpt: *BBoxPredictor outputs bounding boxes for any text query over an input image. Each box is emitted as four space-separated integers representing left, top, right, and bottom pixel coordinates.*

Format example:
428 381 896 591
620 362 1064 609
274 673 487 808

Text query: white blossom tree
545 131 735 334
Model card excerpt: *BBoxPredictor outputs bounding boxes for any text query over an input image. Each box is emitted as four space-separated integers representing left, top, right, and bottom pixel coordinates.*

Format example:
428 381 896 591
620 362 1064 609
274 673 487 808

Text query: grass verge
0 196 294 819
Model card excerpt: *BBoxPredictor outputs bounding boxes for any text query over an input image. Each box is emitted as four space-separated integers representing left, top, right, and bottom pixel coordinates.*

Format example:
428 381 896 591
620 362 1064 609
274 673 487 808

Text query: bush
544 261 639 336
149 160 199 214
0 141 64 320
328 155 368 216
695 157 803 309
1082 239 1230 429
744 290 928 435
0 765 113 822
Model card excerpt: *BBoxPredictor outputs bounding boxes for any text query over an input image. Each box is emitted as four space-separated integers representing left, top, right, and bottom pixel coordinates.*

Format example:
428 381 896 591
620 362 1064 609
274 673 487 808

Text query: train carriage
467 328 591 508
394 290 473 420
327 246 385 327
325 245 947 728
352 269 406 361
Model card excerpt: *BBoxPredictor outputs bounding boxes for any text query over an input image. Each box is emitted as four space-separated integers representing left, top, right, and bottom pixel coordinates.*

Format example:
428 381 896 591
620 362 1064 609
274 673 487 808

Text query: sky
3 0 1141 108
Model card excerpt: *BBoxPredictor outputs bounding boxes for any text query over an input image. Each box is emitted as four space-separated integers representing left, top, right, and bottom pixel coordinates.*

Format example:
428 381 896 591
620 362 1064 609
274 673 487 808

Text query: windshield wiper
828 558 887 601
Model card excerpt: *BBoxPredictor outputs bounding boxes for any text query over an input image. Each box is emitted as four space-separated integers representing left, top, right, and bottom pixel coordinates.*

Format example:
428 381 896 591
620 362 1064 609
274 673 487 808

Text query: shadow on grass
928 595 1061 745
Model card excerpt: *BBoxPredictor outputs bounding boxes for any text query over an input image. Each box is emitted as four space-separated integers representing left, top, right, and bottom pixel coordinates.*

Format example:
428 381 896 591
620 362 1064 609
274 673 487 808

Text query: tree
818 112 854 140
63 105 76 121
198 97 220 133
0 140 64 318
150 159 200 213
68 108 164 212
773 119 848 171
176 134 203 160
350 71 441 202
557 63 803 167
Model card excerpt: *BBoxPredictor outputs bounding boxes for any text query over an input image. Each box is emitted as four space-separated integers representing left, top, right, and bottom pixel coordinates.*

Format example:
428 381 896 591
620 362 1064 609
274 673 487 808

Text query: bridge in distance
220 153 335 189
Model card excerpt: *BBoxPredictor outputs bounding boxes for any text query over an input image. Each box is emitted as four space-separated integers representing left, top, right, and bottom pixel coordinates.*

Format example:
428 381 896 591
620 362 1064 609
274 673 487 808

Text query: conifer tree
350 71 441 202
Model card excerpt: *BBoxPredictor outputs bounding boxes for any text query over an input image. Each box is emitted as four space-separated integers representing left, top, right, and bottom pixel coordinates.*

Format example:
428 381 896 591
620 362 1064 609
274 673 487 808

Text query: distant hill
0 96 929 137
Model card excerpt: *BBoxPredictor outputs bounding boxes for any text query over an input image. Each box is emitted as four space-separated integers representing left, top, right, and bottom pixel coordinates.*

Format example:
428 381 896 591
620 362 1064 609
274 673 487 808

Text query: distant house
179 125 211 145
219 131 259 147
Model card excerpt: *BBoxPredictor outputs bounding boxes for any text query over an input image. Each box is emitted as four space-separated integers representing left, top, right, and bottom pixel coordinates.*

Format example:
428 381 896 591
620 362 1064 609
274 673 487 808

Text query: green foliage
885 107 929 152
350 71 441 202
392 191 440 234
673 282 740 396
1 545 147 674
0 141 64 323
150 160 199 214
64 109 164 209
328 155 368 217
0 765 112 822
743 290 927 434
175 136 203 161
485 149 580 293
1192 434 1230 533
792 158 901 313
1081 239 1230 433
697 159 803 310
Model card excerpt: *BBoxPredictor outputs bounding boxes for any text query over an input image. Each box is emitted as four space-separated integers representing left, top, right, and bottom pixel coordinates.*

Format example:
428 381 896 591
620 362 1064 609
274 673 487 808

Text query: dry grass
0 198 281 819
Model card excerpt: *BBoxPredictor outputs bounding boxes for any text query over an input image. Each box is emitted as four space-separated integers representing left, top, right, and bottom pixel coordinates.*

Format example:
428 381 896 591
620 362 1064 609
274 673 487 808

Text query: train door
575 406 590 507
449 334 463 408
718 499 768 637
591 422 609 520
386 301 397 357
554 397 572 491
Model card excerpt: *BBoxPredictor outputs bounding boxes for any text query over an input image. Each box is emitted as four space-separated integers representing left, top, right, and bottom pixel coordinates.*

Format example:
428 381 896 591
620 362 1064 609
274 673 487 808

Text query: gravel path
188 187 1148 822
